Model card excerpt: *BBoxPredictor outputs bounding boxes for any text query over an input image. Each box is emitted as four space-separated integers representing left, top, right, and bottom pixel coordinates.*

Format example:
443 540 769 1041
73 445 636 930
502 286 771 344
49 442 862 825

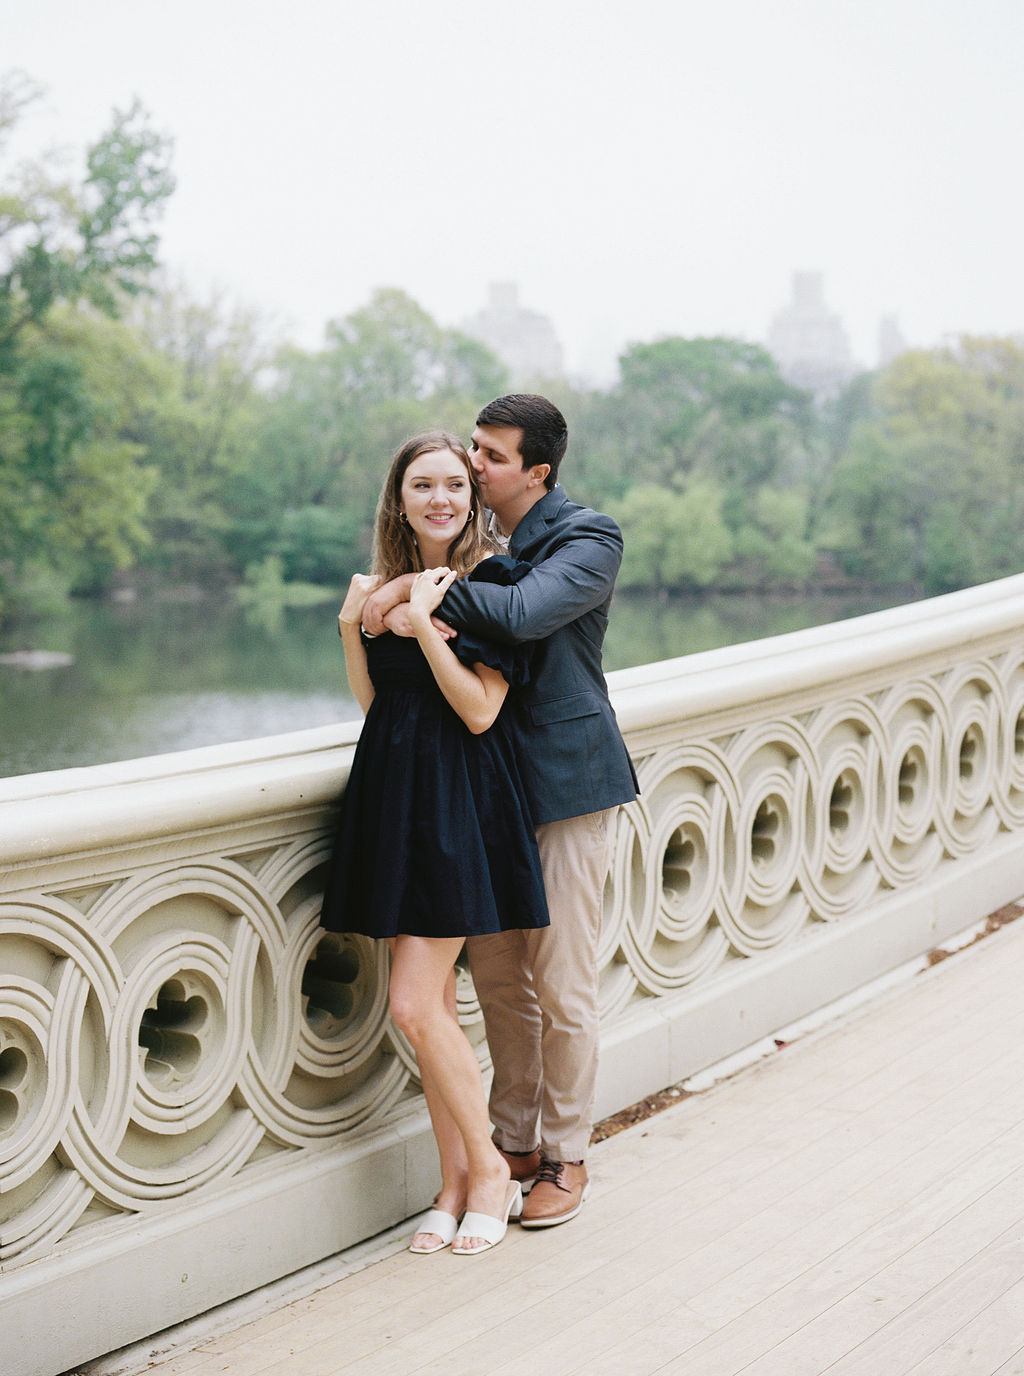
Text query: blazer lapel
510 487 567 558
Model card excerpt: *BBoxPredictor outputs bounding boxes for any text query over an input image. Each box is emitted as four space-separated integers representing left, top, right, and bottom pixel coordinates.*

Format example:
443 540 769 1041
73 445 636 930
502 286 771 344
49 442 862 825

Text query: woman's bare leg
389 936 510 1252
410 968 468 1250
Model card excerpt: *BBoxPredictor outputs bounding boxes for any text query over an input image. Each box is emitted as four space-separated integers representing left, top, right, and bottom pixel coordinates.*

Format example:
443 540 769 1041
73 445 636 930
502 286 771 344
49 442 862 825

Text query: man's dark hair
476 393 568 490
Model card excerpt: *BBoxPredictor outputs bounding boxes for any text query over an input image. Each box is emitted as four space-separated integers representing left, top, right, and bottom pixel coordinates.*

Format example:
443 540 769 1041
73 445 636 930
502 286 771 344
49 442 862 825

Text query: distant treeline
4 76 1024 625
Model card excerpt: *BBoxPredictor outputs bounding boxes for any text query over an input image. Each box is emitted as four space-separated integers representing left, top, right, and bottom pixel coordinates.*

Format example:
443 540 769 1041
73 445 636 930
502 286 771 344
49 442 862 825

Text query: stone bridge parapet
3 574 1024 1376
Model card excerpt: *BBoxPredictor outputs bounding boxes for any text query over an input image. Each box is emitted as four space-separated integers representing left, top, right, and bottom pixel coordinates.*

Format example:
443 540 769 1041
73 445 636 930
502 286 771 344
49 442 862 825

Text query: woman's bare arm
337 574 380 713
408 568 508 734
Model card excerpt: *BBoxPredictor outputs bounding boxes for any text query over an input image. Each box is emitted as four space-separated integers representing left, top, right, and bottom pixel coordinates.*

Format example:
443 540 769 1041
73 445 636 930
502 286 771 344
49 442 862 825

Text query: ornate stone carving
4 580 1024 1372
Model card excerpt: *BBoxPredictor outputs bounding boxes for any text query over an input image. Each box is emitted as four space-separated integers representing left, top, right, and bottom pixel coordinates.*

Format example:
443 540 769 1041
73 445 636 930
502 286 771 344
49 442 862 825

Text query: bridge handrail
4 573 1024 1376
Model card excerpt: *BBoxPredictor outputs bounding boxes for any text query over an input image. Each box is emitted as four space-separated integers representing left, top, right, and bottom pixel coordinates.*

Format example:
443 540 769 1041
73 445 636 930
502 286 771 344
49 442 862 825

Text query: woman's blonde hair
372 431 495 582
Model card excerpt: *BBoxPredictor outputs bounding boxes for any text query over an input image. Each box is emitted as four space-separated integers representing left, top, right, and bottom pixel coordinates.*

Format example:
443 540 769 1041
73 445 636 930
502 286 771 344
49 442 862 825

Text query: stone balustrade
3 573 1024 1376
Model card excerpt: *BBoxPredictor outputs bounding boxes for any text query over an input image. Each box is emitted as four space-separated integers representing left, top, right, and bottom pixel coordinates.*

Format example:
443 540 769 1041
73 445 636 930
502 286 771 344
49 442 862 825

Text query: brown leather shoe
519 1159 590 1228
498 1147 542 1187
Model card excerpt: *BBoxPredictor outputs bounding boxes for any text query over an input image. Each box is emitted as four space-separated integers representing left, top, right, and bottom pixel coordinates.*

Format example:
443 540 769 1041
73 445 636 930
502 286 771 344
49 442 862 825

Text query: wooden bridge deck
91 913 1024 1376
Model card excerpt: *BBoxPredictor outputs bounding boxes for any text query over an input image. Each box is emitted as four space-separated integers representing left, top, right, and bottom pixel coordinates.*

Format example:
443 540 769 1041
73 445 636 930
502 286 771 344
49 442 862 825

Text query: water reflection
0 598 354 777
602 590 905 672
0 589 909 778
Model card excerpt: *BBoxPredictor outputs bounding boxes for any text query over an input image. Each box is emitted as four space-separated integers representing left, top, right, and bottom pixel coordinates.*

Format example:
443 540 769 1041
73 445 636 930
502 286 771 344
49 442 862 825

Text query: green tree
821 428 919 585
728 488 818 588
226 289 507 584
578 337 820 590
582 336 815 493
612 481 733 592
127 285 269 582
32 307 161 586
822 337 1024 592
0 74 174 612
1 83 174 345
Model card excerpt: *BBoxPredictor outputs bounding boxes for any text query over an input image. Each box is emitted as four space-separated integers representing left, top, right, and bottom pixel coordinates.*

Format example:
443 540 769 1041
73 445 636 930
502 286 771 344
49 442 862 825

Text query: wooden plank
128 921 1024 1376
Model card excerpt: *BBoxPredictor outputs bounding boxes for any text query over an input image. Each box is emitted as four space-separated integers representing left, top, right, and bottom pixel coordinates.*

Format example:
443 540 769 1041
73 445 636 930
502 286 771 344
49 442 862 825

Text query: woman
321 431 548 1257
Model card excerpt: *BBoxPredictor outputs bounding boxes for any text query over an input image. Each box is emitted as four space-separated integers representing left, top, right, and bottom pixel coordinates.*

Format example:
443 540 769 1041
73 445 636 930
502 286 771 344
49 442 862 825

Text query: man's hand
364 572 457 639
382 605 458 640
361 574 415 636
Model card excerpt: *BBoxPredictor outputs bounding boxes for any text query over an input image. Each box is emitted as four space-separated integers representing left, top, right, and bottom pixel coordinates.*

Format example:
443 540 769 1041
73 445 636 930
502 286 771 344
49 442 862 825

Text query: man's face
468 423 547 521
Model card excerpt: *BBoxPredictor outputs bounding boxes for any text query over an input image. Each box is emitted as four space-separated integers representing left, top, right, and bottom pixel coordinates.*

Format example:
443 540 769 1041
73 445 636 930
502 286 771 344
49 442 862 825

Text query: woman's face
399 450 474 550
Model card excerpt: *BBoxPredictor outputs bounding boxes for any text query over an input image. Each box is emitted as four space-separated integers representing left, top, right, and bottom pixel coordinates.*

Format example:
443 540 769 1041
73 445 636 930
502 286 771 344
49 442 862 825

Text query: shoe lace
535 1158 565 1187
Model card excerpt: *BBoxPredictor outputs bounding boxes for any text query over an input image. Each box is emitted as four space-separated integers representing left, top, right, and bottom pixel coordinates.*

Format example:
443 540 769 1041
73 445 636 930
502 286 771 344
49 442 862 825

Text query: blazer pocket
529 692 601 725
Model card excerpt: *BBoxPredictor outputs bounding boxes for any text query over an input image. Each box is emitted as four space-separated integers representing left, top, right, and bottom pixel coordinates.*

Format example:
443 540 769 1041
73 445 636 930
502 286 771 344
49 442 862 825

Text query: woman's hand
409 567 458 624
338 573 381 635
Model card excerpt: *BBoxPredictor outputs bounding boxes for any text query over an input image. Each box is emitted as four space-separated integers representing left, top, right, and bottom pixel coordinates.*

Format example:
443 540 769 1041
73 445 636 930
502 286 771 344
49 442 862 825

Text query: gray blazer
442 486 639 826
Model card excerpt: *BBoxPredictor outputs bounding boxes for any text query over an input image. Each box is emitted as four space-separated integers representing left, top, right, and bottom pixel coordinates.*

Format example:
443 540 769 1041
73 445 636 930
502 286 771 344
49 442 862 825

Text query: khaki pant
468 808 616 1163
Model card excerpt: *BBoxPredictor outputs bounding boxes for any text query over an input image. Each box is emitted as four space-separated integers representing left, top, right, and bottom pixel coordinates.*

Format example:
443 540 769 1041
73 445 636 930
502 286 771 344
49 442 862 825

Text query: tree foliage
5 71 1024 618
612 482 733 592
821 338 1024 593
0 74 174 612
124 286 269 581
221 288 508 584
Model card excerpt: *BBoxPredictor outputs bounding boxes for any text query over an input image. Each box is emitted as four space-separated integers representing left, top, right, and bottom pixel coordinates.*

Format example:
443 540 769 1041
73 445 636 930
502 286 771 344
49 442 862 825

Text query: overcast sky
3 0 1022 381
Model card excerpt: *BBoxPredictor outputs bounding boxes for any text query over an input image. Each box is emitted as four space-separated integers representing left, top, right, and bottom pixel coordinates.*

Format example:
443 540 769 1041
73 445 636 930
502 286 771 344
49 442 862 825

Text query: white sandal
452 1181 523 1256
408 1208 459 1254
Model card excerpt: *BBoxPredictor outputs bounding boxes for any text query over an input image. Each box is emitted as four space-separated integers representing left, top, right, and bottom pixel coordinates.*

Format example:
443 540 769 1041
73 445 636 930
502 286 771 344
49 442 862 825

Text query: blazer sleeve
449 557 534 687
441 511 623 645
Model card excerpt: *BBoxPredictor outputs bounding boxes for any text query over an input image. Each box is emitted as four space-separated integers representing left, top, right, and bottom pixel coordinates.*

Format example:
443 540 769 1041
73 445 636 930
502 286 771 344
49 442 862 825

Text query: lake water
0 588 910 779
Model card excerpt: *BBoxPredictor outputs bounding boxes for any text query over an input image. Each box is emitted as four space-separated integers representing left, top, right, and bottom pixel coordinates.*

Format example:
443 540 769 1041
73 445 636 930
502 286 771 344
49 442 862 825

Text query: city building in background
767 271 858 400
877 314 908 369
461 282 565 384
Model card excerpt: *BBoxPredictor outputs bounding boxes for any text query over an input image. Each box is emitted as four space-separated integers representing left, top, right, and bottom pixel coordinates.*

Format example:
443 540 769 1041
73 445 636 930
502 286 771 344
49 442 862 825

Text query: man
363 394 638 1227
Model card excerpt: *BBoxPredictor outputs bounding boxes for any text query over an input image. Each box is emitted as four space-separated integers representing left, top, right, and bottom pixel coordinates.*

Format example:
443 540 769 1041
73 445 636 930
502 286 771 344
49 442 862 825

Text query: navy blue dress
320 558 550 940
